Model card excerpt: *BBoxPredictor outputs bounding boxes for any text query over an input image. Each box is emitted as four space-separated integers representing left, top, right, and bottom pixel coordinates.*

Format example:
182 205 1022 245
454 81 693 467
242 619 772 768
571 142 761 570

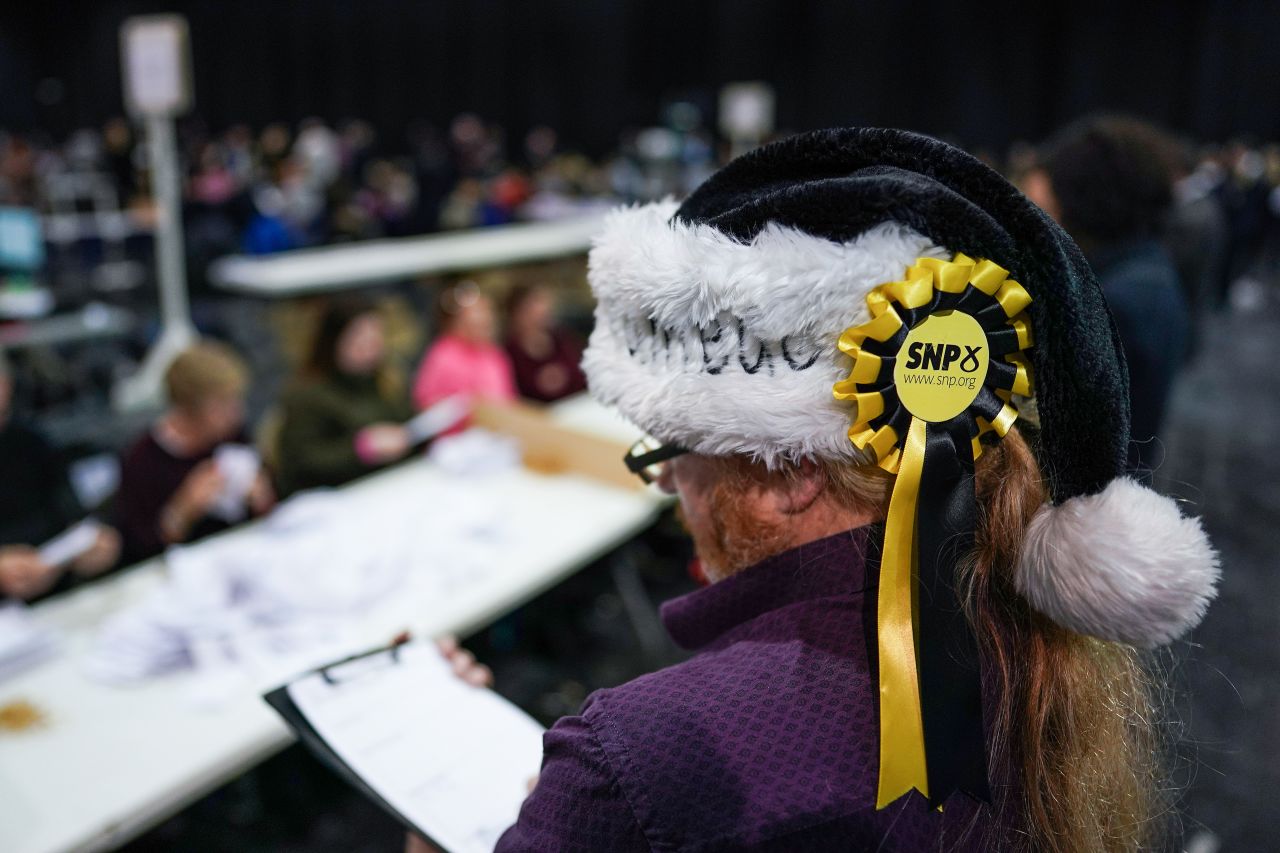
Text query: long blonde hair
825 427 1168 851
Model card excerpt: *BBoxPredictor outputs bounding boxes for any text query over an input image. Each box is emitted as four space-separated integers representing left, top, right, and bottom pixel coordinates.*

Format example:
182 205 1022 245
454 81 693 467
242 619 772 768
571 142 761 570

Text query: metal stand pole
147 114 193 338
113 114 196 411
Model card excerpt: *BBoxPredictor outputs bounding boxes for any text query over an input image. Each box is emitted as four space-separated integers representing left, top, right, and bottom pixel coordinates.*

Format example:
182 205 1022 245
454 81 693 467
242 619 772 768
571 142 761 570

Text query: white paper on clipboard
285 642 544 852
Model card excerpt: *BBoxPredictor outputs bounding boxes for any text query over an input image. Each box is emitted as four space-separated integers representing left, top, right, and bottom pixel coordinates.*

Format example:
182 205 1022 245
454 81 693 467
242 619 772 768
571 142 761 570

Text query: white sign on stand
719 82 776 159
121 15 192 117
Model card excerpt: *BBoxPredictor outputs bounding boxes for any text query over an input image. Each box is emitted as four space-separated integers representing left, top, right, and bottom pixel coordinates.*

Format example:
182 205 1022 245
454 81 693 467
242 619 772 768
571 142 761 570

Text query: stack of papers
0 602 60 683
427 429 521 476
82 471 519 696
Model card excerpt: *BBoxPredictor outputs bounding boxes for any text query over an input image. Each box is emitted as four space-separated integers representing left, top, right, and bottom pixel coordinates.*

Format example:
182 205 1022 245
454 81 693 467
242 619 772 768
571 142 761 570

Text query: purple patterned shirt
495 525 1007 851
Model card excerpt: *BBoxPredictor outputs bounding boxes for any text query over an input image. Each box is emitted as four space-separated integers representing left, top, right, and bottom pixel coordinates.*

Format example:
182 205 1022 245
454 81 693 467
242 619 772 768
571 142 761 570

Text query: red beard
675 473 790 582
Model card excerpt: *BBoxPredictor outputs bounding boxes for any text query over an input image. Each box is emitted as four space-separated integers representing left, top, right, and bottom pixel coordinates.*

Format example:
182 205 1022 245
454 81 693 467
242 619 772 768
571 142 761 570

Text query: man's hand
247 470 276 515
0 546 61 600
404 833 443 853
70 526 121 577
435 635 493 688
174 460 226 517
161 461 225 543
356 424 413 465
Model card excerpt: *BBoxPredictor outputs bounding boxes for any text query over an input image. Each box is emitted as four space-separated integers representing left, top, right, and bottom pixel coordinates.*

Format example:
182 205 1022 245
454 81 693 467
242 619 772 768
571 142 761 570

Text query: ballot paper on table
264 640 545 853
37 519 101 567
210 443 261 523
404 394 472 443
0 602 59 683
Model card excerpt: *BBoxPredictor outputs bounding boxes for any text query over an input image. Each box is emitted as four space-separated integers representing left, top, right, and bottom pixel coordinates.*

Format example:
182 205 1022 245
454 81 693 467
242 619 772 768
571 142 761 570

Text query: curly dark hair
1038 115 1178 247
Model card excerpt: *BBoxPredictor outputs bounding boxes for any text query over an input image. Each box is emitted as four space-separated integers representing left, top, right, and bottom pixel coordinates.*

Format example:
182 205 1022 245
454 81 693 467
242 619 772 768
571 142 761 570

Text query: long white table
0 403 663 853
0 305 134 350
208 215 606 297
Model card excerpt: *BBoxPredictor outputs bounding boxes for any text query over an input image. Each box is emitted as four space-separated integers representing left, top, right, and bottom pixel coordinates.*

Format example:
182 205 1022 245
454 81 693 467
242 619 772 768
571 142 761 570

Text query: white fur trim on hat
582 200 948 466
1016 477 1220 647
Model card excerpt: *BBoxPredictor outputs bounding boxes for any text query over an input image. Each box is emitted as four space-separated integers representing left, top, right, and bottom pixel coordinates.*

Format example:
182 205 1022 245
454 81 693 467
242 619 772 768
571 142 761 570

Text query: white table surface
0 406 664 853
547 392 643 447
208 215 606 297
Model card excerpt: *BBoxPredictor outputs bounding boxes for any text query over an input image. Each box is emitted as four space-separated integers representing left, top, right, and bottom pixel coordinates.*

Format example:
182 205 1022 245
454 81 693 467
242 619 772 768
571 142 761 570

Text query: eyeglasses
623 436 688 485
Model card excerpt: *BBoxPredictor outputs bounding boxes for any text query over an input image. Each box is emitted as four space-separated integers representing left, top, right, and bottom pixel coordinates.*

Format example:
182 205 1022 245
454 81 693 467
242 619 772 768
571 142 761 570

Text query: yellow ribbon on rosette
833 254 1034 809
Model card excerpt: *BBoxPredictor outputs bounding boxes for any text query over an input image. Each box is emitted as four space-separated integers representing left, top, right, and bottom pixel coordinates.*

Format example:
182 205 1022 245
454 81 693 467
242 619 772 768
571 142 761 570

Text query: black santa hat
584 127 1218 651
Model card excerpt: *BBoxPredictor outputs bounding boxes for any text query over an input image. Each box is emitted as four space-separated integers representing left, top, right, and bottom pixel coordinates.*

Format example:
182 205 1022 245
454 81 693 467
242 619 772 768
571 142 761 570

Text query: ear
766 459 827 516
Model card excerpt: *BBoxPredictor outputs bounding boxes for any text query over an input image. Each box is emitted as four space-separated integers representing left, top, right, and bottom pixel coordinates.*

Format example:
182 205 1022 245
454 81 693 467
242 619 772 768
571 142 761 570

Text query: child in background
0 352 119 599
115 341 274 564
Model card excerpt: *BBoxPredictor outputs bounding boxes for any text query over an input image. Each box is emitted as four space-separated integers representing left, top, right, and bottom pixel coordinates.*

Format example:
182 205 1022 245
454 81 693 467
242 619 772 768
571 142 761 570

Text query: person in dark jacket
1023 115 1191 474
419 129 1218 853
0 352 120 599
276 297 414 496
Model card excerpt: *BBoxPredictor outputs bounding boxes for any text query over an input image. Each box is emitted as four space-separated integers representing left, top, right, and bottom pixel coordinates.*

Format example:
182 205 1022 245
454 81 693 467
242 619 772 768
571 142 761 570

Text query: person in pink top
413 280 517 417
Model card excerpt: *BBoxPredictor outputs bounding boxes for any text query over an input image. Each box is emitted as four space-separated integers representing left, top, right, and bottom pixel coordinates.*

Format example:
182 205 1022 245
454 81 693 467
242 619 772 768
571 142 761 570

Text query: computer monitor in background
0 207 45 273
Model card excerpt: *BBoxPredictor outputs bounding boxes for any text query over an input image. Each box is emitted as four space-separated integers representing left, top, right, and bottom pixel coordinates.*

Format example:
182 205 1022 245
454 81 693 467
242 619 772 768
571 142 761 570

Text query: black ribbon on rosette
833 253 1033 809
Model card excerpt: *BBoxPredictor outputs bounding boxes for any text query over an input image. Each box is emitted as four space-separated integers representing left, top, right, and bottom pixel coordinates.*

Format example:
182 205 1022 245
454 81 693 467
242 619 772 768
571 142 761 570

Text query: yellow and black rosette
833 253 1033 809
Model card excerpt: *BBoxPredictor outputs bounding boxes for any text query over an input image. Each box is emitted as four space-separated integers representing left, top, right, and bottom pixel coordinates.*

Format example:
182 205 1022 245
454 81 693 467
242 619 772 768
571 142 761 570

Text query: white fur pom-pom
1015 478 1220 648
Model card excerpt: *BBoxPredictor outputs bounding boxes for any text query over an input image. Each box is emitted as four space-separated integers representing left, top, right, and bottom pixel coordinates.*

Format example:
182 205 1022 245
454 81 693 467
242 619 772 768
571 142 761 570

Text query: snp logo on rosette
893 310 990 423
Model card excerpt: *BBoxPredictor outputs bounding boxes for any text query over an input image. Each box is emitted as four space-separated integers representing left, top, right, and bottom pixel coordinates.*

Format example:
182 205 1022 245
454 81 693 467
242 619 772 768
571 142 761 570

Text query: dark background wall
3 0 1279 153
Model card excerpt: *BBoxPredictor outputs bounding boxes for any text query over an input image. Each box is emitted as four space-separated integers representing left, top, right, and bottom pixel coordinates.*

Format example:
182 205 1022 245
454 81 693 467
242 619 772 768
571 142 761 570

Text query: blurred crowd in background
0 111 720 259
4 109 1279 297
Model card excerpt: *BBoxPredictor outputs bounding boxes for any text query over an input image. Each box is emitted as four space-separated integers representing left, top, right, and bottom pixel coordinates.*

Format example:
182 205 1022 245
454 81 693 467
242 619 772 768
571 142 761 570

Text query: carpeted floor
1160 295 1280 851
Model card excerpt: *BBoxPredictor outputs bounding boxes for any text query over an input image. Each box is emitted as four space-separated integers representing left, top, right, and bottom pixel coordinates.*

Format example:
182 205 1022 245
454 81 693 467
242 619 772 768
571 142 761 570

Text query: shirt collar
660 524 878 650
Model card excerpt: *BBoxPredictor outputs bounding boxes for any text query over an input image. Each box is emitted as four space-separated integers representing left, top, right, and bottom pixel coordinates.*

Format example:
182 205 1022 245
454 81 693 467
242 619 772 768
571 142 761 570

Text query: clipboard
263 640 421 836
263 637 545 853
